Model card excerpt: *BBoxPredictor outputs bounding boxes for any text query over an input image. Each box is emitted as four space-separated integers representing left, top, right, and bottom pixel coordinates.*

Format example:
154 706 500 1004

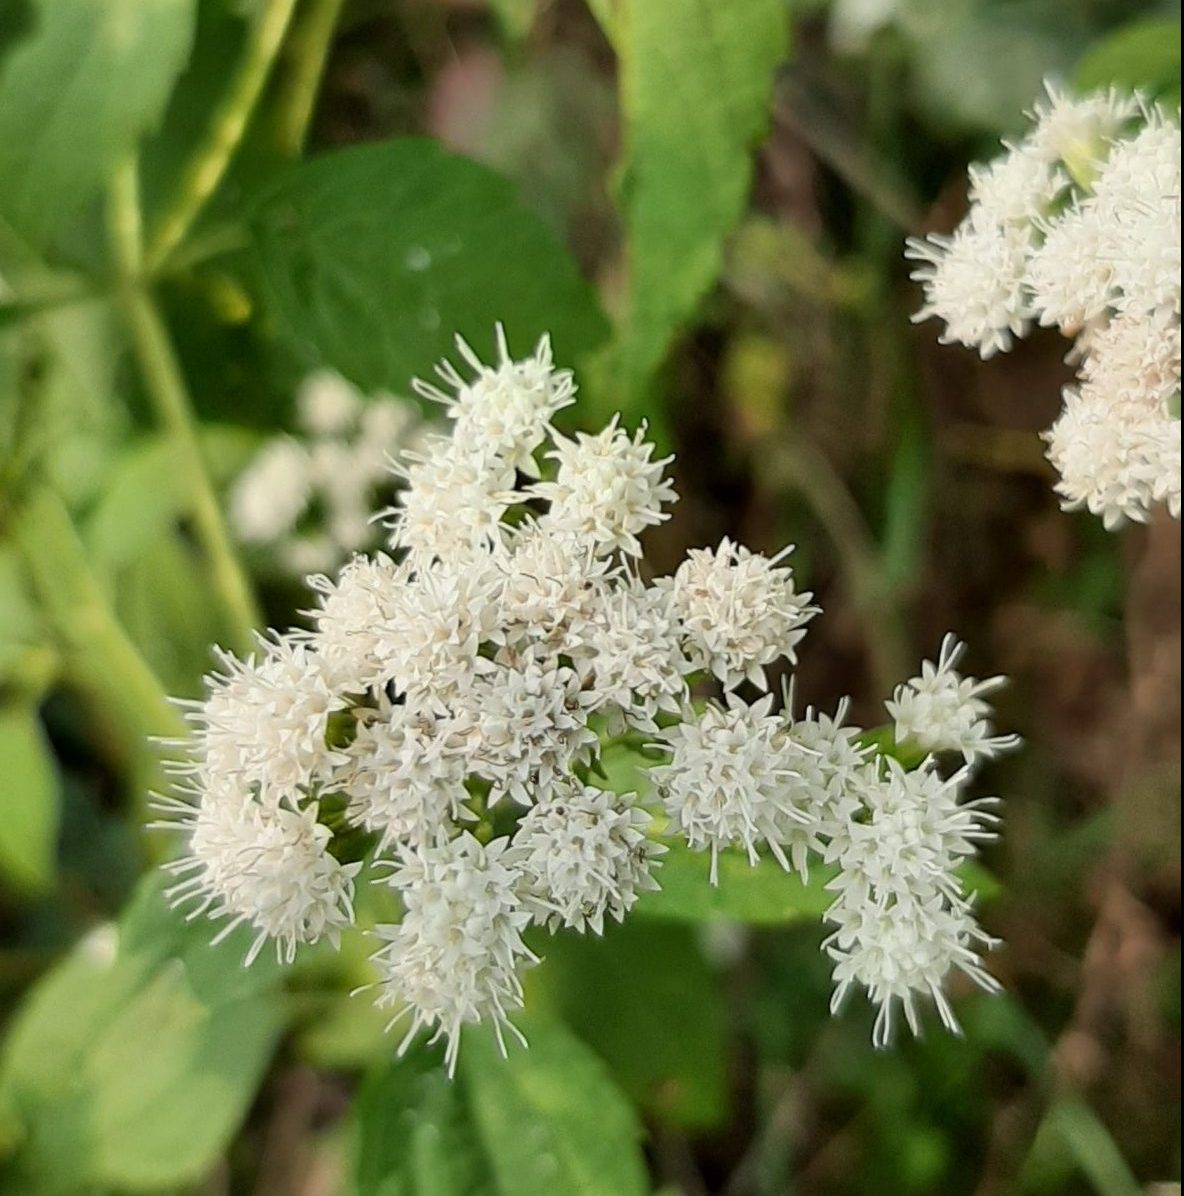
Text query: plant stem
108 162 262 653
13 486 186 849
275 0 345 158
145 0 300 273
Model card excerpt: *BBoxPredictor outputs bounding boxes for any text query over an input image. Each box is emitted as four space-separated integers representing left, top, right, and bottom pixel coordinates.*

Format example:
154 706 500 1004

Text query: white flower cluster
229 370 421 574
907 83 1181 529
165 329 1017 1069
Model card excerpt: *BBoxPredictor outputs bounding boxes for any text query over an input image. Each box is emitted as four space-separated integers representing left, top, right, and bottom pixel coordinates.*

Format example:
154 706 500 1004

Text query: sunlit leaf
0 702 58 893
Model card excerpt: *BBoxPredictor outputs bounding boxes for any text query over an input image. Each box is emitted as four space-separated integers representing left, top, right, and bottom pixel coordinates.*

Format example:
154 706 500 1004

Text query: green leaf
247 138 609 396
461 1016 648 1196
533 919 729 1129
356 1017 649 1196
84 425 260 576
0 0 196 251
0 702 58 893
602 0 788 408
638 839 834 925
1074 18 1182 102
0 874 284 1194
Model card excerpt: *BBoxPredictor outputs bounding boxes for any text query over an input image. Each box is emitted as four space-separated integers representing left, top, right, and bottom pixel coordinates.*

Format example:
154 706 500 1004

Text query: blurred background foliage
0 0 1180 1193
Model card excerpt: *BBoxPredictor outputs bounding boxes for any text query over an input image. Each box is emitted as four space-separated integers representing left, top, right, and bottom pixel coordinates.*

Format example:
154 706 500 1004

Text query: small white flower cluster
229 371 421 574
907 83 1181 529
165 329 1017 1069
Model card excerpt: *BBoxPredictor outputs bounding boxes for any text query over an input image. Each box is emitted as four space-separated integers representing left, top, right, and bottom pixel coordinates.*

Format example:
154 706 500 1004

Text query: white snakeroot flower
768 698 872 880
652 695 807 883
164 794 359 965
515 784 663 934
460 653 600 806
906 212 1032 357
1045 385 1181 528
229 438 312 545
909 83 1181 529
371 833 535 1076
388 436 518 563
342 704 472 850
1026 81 1139 172
887 634 1020 766
663 538 817 690
412 325 576 474
829 759 999 906
297 370 364 437
231 374 420 571
825 889 1001 1047
179 635 346 802
173 323 1015 1064
535 417 677 557
577 582 692 733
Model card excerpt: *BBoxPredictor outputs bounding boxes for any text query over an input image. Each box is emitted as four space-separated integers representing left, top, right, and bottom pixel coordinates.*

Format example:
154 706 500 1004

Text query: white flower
490 520 613 651
308 553 413 687
968 145 1063 227
651 695 806 883
413 325 576 474
661 537 816 690
457 652 600 806
514 784 663 934
1026 81 1139 172
828 759 999 906
887 634 1020 766
825 889 1000 1047
164 793 359 965
371 833 535 1075
178 635 346 802
534 417 677 557
296 370 364 437
1045 384 1181 528
387 435 518 563
767 697 872 879
906 212 1032 357
341 702 473 850
1026 204 1117 332
576 581 692 732
229 437 312 544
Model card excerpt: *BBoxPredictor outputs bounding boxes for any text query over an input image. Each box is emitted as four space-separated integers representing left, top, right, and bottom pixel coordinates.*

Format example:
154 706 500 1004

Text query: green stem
145 0 300 273
275 0 345 158
108 162 262 653
13 486 186 853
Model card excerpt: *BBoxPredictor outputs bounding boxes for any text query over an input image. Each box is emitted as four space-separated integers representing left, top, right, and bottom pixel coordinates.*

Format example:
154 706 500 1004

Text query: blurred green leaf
0 702 58 894
1074 18 1182 101
1022 1099 1143 1196
356 1016 648 1196
0 874 284 1194
247 138 609 396
533 919 729 1129
0 0 196 252
603 0 788 409
84 425 260 577
490 0 538 41
637 839 834 925
460 1015 649 1196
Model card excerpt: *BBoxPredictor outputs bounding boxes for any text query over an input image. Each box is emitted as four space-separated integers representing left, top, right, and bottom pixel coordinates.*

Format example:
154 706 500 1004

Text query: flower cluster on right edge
908 82 1181 529
162 329 1019 1073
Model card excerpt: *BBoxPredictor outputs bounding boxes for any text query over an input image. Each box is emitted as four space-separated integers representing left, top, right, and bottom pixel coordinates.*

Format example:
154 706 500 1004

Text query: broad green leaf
247 138 609 396
356 1017 649 1196
1022 1099 1143 1196
0 702 58 893
356 1050 492 1196
0 0 196 251
460 1016 648 1196
0 874 284 1194
603 0 788 408
1074 18 1182 102
84 425 260 576
533 919 728 1129
637 839 834 925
